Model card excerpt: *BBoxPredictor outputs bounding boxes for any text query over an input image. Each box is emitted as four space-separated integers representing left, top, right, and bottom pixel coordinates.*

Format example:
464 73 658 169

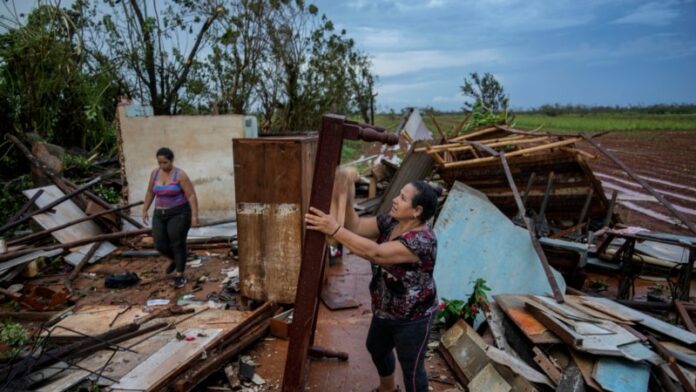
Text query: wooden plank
494 295 560 344
675 300 696 333
564 295 633 325
0 249 63 273
443 138 582 169
486 346 553 387
439 320 490 382
532 347 561 385
23 186 116 265
526 305 583 347
531 295 597 323
45 305 150 338
592 357 650 392
415 134 527 152
449 126 499 142
581 297 696 344
569 350 605 392
467 363 511 392
110 328 222 391
578 297 643 322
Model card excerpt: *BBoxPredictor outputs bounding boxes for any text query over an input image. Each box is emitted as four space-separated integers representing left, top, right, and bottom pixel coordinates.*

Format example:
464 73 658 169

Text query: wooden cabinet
233 135 317 304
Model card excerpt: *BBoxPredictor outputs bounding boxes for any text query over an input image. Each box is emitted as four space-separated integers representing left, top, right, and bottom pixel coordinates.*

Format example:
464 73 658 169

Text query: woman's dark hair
410 181 442 223
156 147 174 161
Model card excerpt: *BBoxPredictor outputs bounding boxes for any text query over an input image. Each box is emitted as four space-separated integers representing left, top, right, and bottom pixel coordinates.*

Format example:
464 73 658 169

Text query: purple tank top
153 168 188 208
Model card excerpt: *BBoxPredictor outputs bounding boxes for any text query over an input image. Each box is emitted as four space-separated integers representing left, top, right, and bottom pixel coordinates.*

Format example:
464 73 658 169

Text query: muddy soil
579 130 696 234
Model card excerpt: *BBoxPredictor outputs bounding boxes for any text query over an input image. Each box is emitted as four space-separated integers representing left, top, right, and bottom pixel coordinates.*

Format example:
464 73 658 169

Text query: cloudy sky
3 1 695 111
313 0 696 111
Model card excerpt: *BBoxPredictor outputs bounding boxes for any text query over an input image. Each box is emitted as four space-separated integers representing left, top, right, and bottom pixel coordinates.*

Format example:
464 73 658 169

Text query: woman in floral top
306 180 440 392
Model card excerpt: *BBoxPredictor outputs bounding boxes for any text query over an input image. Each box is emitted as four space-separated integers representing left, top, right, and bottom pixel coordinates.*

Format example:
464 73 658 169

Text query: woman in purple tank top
142 147 199 288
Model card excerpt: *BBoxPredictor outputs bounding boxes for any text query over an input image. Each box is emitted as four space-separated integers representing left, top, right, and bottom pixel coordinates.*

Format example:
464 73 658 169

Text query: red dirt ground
579 130 696 234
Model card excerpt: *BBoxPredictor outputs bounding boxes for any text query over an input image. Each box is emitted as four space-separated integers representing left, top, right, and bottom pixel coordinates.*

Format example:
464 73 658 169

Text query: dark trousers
152 203 191 273
365 314 434 392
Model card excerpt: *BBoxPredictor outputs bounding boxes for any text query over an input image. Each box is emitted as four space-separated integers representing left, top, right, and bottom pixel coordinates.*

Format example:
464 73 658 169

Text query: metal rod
583 134 696 235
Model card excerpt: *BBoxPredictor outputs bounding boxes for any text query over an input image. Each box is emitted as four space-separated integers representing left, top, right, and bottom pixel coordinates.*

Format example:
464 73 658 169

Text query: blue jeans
365 314 434 392
152 203 191 273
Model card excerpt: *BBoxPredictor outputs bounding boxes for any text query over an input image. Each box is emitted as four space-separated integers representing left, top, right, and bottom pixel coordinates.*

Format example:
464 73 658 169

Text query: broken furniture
233 135 318 304
419 125 612 235
593 229 696 299
282 115 398 391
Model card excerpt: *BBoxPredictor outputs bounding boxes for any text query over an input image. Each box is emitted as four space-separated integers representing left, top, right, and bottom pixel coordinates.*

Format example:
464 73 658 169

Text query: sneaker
174 276 187 288
165 262 176 274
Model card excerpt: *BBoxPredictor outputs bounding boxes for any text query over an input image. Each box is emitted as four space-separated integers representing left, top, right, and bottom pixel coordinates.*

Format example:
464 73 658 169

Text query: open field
367 112 696 135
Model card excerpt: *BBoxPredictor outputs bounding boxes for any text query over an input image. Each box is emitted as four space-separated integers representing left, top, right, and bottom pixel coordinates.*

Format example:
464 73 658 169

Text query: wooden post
282 115 397 391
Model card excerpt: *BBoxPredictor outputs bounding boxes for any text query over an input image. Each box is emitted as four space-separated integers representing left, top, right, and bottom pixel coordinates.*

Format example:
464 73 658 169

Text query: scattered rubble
1 111 695 391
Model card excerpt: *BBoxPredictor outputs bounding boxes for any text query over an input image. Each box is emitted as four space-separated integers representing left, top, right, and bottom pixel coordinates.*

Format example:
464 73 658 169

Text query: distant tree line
520 103 696 116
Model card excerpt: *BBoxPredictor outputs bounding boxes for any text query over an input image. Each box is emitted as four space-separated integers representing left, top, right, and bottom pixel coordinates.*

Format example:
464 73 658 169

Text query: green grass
341 111 696 163
513 113 696 133
369 112 696 134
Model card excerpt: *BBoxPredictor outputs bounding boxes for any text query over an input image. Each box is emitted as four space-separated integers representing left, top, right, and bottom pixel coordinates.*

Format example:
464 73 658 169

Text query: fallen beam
172 321 270 392
64 241 101 292
0 177 102 236
8 201 143 246
499 152 564 302
5 190 44 227
5 134 144 229
0 228 150 264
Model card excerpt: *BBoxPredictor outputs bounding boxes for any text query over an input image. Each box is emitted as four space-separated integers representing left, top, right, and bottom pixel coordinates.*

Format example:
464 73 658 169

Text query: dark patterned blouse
369 213 438 320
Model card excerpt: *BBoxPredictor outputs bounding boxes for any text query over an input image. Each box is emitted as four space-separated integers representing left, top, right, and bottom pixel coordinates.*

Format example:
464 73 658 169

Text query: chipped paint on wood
237 203 302 304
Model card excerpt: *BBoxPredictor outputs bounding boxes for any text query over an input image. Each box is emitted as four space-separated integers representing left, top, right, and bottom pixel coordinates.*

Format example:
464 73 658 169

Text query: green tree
96 0 224 115
200 0 267 114
0 1 119 150
461 71 509 113
263 2 376 131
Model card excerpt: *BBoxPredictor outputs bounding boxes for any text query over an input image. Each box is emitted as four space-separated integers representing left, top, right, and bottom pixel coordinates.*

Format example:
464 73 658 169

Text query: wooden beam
443 138 581 169
282 115 398 391
674 300 696 333
449 126 499 142
0 228 150 264
8 201 143 246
